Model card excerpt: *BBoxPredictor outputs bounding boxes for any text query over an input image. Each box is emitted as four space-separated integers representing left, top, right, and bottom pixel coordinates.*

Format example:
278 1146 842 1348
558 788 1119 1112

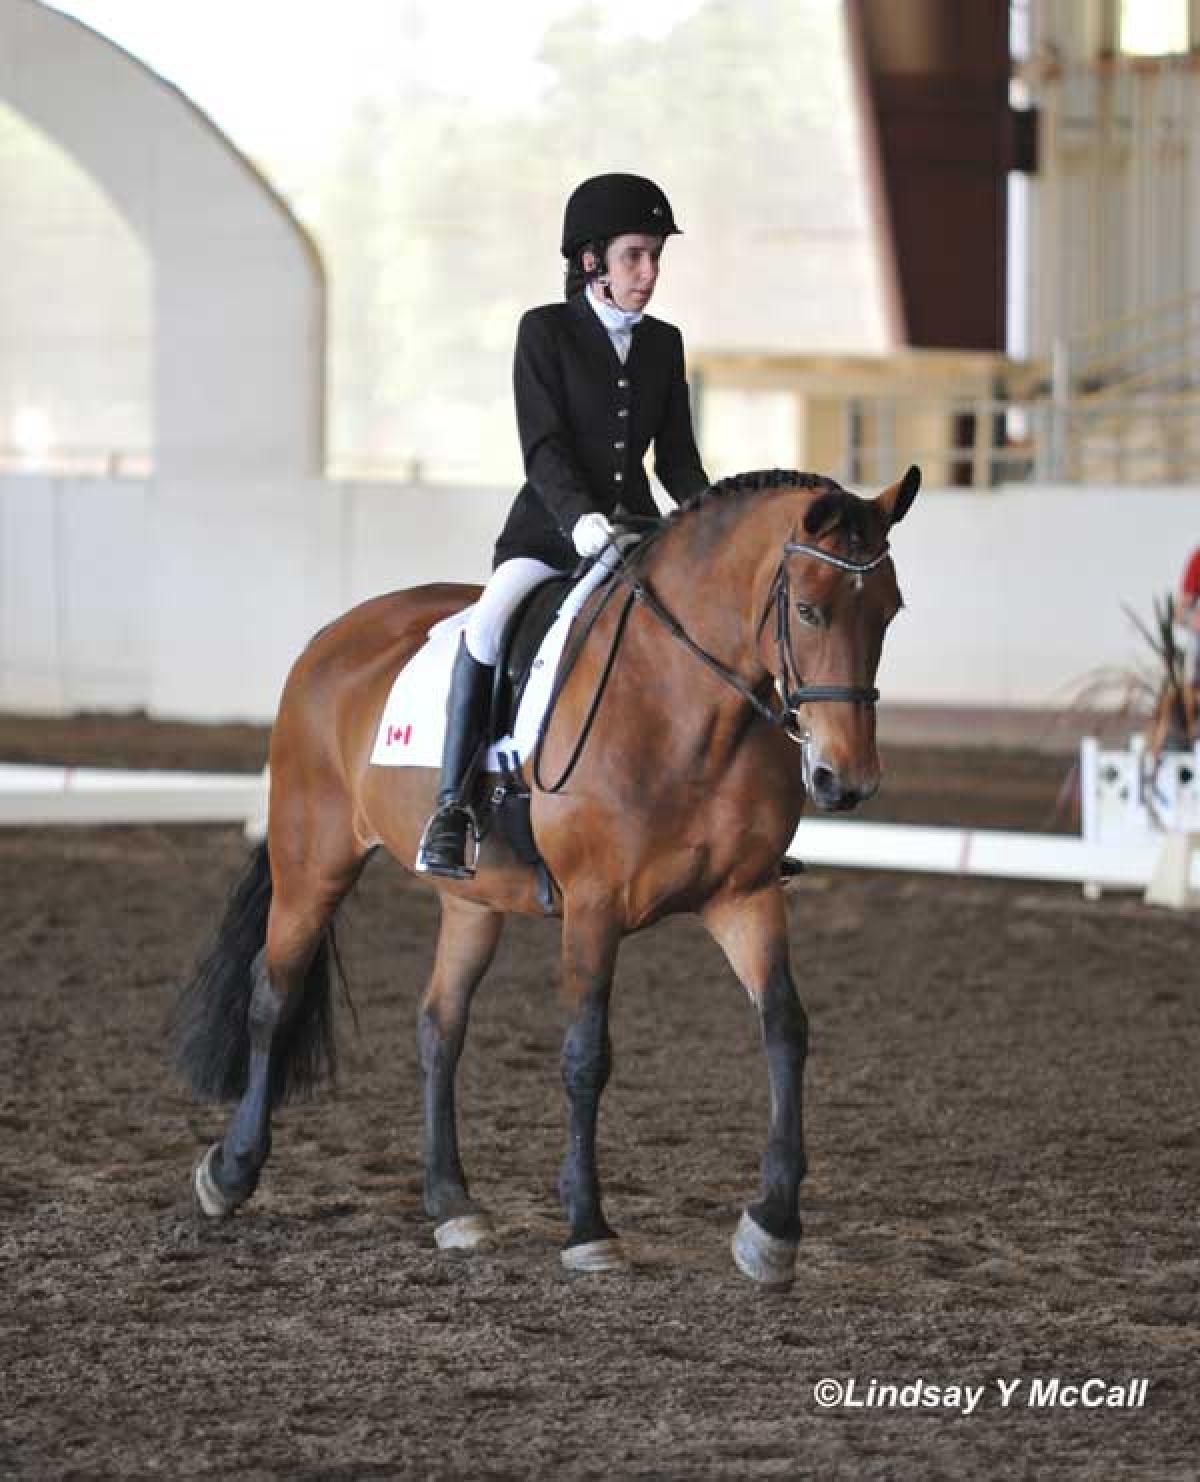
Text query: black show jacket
494 292 710 570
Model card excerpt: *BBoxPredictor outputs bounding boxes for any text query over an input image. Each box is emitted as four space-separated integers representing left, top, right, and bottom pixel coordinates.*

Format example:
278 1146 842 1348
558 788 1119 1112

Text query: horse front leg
417 896 505 1250
703 885 808 1287
557 901 624 1272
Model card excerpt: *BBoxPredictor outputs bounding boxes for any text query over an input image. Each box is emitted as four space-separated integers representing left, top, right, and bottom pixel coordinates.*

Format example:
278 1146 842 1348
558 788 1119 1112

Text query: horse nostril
810 765 867 812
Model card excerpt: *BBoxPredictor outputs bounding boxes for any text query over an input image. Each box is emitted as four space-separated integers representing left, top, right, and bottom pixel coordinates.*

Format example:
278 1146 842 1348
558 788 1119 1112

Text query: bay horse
171 465 920 1285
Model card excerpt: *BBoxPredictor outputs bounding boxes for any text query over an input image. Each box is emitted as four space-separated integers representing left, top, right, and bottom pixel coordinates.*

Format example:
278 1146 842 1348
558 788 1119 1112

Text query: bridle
770 539 891 712
532 522 891 794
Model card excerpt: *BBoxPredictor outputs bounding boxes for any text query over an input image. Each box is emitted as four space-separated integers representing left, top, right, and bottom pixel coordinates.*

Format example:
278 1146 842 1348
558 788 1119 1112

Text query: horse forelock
801 485 878 553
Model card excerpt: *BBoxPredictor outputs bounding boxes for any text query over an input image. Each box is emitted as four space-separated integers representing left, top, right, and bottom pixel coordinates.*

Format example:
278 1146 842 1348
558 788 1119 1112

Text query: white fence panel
2 473 1199 721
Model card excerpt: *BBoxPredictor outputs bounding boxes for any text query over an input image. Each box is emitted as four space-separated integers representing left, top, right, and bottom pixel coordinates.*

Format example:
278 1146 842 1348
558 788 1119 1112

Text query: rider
416 172 711 878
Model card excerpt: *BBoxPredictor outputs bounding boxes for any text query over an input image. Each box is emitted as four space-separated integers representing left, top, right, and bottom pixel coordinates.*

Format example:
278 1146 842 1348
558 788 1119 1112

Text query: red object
1183 548 1200 599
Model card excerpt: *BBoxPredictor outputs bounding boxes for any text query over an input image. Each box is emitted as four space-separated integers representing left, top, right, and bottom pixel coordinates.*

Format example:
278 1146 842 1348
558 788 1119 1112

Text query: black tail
168 843 342 1108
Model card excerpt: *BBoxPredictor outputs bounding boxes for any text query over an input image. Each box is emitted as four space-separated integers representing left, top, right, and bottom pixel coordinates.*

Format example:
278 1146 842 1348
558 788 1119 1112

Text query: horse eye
795 602 822 628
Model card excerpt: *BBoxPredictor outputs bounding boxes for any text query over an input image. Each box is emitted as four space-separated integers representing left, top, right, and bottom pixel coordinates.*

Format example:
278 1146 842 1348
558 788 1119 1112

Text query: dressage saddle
488 575 576 743
474 574 577 914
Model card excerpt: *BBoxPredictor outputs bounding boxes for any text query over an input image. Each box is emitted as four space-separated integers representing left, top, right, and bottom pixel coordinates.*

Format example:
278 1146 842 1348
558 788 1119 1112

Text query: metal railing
1034 291 1200 485
6 297 1200 492
830 391 1200 489
6 399 1199 491
1053 287 1199 393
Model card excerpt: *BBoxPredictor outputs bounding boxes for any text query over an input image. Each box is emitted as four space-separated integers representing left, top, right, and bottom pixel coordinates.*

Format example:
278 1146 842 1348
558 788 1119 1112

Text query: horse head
758 465 920 812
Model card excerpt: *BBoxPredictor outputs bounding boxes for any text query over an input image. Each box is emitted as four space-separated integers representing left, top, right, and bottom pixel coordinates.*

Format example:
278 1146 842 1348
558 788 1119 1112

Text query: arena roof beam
848 0 1023 352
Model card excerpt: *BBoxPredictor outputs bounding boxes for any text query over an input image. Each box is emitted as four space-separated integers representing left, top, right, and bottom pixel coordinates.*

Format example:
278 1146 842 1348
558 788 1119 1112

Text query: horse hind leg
191 823 366 1220
418 894 504 1250
192 941 293 1219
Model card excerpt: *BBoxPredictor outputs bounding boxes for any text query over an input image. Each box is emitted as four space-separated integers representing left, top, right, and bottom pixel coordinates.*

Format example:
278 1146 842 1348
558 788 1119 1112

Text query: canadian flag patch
386 723 412 747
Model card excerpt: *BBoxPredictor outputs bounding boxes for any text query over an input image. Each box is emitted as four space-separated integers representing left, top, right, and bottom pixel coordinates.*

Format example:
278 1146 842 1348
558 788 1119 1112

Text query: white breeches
464 557 565 666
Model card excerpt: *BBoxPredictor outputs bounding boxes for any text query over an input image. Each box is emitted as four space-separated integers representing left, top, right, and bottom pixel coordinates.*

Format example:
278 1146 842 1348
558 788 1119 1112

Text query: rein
531 520 889 795
532 577 639 793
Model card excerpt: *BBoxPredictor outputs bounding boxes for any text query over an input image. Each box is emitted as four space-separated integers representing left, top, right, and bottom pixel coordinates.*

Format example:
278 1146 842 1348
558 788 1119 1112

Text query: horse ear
877 465 921 525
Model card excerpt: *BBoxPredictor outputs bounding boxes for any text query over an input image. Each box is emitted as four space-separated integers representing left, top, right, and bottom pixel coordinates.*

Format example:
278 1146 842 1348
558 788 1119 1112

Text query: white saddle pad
369 561 612 770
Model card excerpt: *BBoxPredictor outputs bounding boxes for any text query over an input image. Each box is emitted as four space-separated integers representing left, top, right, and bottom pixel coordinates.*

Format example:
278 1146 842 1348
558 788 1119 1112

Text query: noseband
771 539 890 712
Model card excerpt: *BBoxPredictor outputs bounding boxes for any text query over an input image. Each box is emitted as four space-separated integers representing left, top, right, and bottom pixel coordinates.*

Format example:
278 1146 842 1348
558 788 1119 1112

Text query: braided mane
665 467 874 553
673 468 835 516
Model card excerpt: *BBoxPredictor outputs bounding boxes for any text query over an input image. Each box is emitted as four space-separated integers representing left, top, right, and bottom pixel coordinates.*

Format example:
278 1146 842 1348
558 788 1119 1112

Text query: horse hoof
434 1213 493 1250
731 1210 797 1287
192 1144 237 1220
561 1238 628 1273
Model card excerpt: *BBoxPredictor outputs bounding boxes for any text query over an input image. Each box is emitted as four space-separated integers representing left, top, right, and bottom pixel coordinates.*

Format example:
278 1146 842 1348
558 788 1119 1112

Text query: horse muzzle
808 764 879 812
800 735 881 812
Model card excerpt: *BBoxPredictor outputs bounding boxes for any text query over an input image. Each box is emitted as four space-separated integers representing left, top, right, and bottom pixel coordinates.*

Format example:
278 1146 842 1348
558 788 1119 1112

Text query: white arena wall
2 473 1196 722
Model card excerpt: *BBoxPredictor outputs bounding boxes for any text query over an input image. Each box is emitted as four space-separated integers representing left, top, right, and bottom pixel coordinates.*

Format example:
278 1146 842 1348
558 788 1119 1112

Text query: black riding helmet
560 173 681 258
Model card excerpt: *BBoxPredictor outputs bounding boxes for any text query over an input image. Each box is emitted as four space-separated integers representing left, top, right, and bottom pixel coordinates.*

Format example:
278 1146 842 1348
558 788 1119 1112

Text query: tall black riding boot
415 635 494 878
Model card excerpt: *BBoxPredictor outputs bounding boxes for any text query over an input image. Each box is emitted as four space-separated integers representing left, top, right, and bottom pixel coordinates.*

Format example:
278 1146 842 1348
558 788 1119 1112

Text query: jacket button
617 408 629 419
617 377 629 389
613 440 625 450
614 471 624 481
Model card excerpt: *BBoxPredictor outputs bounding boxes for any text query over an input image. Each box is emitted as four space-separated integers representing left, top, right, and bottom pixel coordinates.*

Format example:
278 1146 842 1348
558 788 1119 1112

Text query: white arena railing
0 763 267 830
2 759 1195 903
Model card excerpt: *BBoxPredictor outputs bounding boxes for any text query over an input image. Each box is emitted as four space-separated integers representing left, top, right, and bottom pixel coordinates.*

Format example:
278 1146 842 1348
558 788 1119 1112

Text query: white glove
571 512 617 559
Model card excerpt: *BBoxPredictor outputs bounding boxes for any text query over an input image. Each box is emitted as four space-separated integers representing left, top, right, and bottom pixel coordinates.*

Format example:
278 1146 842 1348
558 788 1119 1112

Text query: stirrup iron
415 803 481 880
